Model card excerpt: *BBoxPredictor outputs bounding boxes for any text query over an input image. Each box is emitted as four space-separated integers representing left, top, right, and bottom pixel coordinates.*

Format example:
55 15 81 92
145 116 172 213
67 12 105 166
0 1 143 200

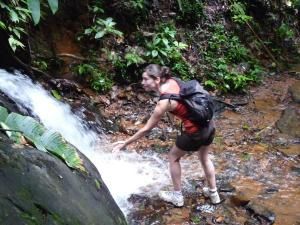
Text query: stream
0 69 299 224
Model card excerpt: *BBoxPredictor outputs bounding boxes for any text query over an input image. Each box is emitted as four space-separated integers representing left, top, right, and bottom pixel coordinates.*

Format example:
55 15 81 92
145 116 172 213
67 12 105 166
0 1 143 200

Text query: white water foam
0 69 172 214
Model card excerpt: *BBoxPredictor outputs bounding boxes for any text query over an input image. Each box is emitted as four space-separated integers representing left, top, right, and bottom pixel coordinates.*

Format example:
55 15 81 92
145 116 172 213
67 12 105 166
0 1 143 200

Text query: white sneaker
202 187 221 204
158 191 184 207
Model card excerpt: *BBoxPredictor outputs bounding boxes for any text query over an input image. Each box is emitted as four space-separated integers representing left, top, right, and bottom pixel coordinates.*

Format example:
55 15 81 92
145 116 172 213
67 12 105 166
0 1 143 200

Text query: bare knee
168 146 185 163
168 151 180 163
198 146 209 160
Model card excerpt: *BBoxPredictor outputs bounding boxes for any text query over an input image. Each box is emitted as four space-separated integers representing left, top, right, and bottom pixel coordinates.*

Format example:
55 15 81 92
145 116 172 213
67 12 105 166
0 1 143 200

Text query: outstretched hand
112 141 127 153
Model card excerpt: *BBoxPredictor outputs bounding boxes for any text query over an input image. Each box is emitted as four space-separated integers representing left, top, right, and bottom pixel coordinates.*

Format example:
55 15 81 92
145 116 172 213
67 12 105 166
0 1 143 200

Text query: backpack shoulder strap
159 77 183 101
159 93 181 101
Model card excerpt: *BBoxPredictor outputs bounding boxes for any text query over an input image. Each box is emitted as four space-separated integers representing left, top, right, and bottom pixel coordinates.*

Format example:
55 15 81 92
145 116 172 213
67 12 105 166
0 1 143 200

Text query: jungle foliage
1 0 299 93
0 0 58 51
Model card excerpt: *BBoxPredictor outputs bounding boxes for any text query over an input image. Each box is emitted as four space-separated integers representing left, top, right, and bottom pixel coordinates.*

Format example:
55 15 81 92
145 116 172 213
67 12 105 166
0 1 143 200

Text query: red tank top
161 79 200 134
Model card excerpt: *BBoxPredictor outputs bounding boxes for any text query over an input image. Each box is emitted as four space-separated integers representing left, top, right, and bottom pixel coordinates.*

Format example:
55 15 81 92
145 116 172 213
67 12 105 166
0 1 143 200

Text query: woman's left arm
113 99 169 151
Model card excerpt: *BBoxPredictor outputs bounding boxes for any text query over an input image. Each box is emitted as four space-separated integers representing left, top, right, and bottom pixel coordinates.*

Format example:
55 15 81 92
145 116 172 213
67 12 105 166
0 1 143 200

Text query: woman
113 64 220 207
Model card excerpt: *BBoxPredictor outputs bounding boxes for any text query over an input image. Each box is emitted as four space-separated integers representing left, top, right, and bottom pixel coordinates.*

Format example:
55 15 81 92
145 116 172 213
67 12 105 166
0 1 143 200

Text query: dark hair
144 64 172 80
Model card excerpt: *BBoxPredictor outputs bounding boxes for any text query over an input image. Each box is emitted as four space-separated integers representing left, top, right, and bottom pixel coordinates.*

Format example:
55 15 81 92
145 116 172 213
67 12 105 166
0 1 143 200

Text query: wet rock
49 78 82 97
245 201 276 224
0 136 127 225
218 182 236 193
276 105 300 138
163 207 191 224
230 191 251 207
277 144 300 156
264 187 279 194
289 81 300 103
0 92 25 114
291 166 300 176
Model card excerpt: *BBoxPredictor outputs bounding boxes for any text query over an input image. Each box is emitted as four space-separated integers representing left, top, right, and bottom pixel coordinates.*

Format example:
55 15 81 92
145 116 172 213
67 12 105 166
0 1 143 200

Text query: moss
17 188 32 201
95 179 101 190
21 212 40 225
51 213 64 225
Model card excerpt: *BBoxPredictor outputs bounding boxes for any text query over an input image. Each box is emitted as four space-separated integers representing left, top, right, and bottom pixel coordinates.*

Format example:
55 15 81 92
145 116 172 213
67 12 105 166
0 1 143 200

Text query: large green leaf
0 122 25 144
27 0 40 25
40 130 85 171
18 116 45 142
47 0 58 14
2 108 85 171
5 112 23 131
0 106 8 122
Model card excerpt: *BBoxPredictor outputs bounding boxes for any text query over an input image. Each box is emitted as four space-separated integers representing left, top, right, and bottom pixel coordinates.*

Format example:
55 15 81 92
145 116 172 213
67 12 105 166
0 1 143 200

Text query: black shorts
175 126 215 152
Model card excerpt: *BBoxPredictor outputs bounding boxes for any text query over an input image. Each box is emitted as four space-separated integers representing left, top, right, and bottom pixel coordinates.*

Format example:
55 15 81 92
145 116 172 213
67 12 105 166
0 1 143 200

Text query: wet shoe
158 191 184 207
202 187 221 204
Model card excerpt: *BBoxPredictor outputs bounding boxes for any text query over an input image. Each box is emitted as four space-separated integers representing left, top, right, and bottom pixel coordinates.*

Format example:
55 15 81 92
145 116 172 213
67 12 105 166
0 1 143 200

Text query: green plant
84 17 123 39
0 0 58 51
0 1 29 51
230 1 252 24
83 1 122 40
130 0 145 10
227 36 249 62
291 0 300 7
124 48 145 66
277 22 295 39
75 63 113 92
190 215 201 224
27 0 58 25
32 59 48 71
201 24 262 92
144 24 191 78
176 0 204 25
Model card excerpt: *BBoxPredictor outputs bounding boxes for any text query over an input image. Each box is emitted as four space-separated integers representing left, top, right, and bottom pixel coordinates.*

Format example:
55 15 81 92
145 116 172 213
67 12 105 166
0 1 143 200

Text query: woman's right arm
113 99 170 151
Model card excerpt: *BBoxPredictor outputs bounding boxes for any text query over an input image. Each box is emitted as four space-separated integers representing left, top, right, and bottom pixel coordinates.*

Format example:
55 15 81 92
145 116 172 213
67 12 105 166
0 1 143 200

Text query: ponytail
160 66 171 79
144 64 172 80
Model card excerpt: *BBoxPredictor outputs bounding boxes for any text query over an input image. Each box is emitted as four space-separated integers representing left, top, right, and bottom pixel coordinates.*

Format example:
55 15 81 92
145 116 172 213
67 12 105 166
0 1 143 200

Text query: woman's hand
112 141 127 153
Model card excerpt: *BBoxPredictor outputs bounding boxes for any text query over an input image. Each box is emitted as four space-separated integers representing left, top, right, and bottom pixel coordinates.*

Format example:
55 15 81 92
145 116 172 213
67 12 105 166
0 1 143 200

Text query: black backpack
159 77 214 126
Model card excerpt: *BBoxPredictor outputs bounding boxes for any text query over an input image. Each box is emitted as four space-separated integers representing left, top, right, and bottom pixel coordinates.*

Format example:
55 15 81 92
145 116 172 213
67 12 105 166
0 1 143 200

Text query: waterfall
0 69 171 214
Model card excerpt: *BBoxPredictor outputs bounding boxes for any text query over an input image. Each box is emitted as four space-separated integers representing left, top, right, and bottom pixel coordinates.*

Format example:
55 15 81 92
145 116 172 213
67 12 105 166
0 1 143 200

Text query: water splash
0 69 172 214
0 70 96 151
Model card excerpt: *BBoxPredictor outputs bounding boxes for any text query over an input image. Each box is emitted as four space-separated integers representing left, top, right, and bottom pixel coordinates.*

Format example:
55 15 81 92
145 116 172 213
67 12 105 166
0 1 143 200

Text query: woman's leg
197 145 217 190
168 145 186 191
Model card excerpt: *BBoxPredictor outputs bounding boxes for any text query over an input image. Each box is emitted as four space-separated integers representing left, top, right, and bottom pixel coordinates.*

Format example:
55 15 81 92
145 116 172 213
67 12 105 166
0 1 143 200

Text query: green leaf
1 108 85 171
152 50 158 57
0 122 24 144
51 90 62 100
0 21 6 29
84 28 93 35
18 116 46 142
27 0 41 25
12 28 21 39
177 0 183 11
162 38 169 47
159 50 168 56
95 30 105 39
0 2 8 8
8 36 25 52
47 0 58 14
40 130 85 171
9 10 19 22
0 106 8 122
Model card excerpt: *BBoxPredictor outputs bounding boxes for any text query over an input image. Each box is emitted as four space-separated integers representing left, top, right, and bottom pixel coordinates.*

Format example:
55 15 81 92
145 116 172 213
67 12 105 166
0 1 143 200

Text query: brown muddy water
213 75 299 225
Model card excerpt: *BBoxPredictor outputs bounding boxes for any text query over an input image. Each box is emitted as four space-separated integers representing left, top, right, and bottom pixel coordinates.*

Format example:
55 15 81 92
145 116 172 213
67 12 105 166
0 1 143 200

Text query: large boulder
0 135 127 225
276 82 300 138
276 105 300 138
